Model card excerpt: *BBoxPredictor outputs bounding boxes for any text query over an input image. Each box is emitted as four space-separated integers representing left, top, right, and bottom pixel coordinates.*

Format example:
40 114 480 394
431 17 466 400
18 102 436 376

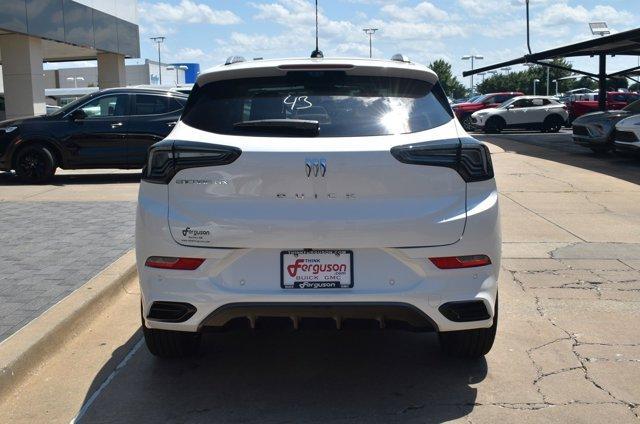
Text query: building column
0 34 45 119
97 53 126 89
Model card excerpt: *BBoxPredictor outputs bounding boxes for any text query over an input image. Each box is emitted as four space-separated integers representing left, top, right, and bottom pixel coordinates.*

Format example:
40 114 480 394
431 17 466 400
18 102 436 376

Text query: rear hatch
160 64 473 248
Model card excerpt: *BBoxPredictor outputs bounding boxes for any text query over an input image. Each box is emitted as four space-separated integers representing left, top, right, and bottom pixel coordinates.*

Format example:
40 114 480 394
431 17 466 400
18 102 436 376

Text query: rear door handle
111 122 124 128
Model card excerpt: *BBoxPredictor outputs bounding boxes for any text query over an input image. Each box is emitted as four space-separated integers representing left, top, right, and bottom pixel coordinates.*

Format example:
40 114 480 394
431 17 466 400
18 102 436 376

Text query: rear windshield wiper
233 119 319 136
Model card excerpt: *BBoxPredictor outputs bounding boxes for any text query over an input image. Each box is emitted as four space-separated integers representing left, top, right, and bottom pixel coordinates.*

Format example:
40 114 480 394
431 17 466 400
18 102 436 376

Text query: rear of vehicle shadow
0 170 141 186
480 132 640 186
76 329 487 423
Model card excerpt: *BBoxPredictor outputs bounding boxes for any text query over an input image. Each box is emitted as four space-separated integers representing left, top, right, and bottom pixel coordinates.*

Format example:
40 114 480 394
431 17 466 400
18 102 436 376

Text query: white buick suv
136 56 501 359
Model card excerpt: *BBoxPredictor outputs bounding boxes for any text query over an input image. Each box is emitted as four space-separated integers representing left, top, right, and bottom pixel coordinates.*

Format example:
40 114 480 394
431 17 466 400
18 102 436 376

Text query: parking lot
0 131 639 423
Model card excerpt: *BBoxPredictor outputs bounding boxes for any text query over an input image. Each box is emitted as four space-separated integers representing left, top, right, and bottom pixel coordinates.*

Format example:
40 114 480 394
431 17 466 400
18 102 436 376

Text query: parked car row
0 87 188 183
568 91 640 123
572 98 640 154
470 96 568 133
451 92 524 130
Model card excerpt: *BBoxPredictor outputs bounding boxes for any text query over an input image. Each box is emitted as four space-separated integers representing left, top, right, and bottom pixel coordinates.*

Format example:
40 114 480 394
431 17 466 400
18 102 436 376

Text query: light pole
150 36 165 85
462 55 483 95
66 76 85 88
166 65 188 85
501 67 512 74
479 72 486 83
552 79 559 95
533 79 540 95
362 28 379 58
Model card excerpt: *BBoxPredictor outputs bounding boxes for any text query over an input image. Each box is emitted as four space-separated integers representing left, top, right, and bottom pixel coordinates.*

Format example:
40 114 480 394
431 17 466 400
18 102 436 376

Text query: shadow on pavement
78 330 487 423
478 131 640 186
0 170 141 186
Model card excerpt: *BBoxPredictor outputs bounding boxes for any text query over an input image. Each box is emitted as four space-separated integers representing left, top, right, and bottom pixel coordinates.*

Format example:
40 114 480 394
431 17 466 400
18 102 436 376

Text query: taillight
145 256 205 270
429 255 492 269
390 138 494 182
143 139 241 184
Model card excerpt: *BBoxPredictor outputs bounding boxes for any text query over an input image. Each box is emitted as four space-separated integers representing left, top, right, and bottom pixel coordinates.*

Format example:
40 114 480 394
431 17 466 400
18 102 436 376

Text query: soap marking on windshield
284 95 313 110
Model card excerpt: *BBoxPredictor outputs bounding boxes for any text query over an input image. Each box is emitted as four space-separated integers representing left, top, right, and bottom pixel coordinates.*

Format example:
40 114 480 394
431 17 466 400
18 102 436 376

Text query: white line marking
69 337 144 424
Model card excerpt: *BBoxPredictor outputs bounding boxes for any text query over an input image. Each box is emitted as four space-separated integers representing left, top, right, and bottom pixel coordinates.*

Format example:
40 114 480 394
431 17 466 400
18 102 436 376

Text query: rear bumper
136 180 501 334
199 302 439 331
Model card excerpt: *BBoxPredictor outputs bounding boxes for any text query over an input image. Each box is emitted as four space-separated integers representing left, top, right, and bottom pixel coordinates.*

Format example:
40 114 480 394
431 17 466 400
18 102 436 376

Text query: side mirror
70 109 87 121
506 105 515 109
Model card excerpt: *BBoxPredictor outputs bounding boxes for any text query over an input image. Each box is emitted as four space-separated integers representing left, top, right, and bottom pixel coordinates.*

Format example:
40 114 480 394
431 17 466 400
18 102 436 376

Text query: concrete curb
0 250 137 401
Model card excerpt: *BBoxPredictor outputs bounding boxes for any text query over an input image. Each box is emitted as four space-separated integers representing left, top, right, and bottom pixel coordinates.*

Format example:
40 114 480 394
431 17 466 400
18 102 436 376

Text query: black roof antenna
525 0 532 54
310 0 323 58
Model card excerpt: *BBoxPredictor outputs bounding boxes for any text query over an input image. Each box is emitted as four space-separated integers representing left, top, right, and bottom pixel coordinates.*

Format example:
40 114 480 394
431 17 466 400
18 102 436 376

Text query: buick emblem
305 158 326 178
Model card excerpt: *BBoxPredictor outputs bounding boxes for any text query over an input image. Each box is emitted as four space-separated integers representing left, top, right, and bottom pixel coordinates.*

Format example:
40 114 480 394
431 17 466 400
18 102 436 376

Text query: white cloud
139 0 241 26
252 0 359 41
172 47 206 61
381 2 449 22
534 3 633 27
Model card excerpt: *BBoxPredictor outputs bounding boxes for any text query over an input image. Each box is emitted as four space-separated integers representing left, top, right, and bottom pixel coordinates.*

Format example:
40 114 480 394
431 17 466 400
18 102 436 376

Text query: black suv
0 87 188 183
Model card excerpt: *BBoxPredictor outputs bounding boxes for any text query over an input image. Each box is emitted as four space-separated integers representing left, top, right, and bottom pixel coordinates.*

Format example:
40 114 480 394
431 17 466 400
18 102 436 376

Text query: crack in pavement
509 271 640 418
501 192 587 242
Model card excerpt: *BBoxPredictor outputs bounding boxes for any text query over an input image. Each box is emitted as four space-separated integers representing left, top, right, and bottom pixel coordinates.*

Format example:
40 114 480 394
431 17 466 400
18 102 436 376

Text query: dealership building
43 60 201 89
0 0 139 119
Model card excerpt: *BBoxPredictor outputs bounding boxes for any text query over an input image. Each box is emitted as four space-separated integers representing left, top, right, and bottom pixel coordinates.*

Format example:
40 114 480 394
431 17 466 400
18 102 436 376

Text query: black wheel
460 114 474 131
484 117 505 134
543 115 564 133
439 296 498 358
142 312 201 358
14 144 56 184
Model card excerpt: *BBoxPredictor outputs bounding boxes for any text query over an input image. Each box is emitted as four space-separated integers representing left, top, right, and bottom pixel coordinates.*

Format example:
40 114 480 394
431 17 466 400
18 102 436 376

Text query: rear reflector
429 255 491 269
145 256 205 270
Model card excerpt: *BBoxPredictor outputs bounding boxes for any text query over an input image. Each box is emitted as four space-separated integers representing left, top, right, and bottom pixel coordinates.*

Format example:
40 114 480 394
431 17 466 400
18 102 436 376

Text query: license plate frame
280 250 354 289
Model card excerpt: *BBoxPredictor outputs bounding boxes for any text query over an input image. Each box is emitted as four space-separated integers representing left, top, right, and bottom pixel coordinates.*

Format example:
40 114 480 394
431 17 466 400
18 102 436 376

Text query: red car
452 92 524 130
569 92 640 123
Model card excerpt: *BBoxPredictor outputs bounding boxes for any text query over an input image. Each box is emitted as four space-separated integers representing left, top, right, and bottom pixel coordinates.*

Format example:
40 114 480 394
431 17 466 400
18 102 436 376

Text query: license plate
281 250 353 289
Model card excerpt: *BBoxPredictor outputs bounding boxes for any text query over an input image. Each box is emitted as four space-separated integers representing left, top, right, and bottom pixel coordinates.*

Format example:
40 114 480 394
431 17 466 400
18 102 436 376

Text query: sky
59 0 640 87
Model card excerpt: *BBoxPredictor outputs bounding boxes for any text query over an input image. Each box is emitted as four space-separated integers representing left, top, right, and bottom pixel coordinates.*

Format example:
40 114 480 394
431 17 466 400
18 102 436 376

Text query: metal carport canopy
462 27 640 110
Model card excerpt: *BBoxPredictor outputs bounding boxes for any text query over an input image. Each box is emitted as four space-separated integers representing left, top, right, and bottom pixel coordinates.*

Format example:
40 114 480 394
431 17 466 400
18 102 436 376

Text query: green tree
630 82 640 92
569 77 597 91
428 59 467 99
476 58 574 95
607 77 628 91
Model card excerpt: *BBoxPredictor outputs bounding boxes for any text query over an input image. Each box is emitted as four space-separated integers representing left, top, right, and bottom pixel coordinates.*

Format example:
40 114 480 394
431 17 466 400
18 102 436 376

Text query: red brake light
429 255 492 269
145 256 205 270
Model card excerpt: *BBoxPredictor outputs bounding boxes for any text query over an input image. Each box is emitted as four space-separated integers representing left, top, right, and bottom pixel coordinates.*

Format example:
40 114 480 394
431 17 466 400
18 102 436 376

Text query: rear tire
542 115 564 133
460 114 474 131
439 296 498 358
14 144 57 184
484 117 505 134
142 313 201 358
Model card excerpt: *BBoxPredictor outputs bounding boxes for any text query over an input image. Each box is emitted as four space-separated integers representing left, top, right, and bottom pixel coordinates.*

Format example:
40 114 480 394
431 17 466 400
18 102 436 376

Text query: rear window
181 71 453 137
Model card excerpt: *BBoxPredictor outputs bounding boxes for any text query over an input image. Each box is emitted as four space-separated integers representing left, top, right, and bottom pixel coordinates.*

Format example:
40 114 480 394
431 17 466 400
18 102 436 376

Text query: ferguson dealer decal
178 227 212 244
